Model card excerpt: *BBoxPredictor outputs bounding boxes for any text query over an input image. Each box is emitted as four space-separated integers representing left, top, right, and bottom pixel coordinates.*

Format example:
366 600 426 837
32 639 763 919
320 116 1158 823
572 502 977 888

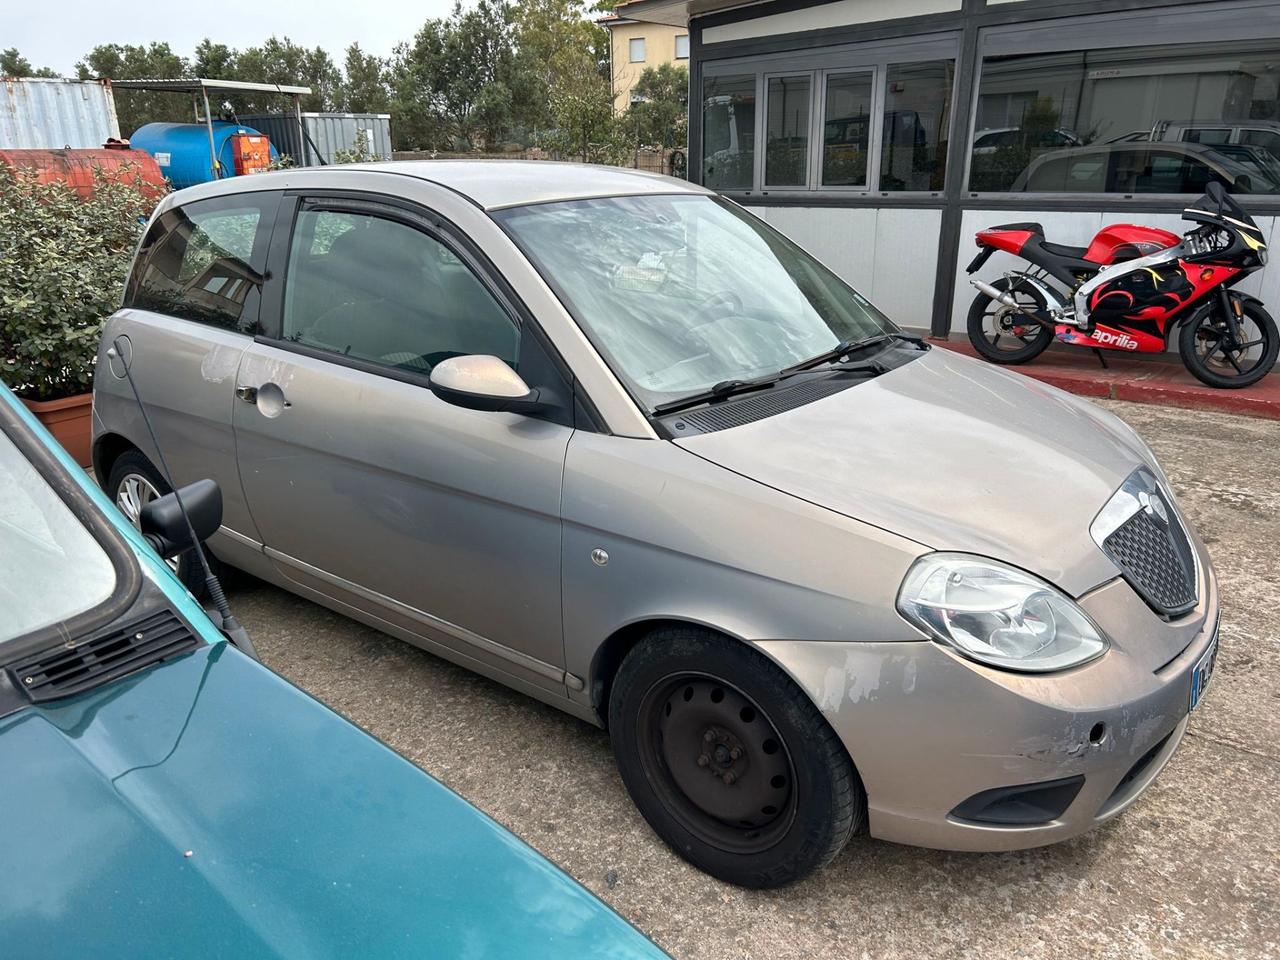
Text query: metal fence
239 112 393 166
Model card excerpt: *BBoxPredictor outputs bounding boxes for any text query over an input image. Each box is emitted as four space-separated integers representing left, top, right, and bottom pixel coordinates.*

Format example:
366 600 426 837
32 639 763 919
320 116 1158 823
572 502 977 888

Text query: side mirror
428 355 543 414
140 479 223 558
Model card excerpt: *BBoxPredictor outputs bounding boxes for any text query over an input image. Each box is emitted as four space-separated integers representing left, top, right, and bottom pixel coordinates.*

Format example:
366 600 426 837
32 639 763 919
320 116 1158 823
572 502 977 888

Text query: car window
1183 127 1231 145
280 208 519 376
0 429 116 644
126 194 275 332
1024 154 1105 191
1240 129 1280 156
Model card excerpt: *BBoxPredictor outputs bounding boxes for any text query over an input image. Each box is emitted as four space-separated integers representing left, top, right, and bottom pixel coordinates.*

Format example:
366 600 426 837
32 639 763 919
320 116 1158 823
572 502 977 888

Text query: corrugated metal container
0 78 120 149
238 112 392 166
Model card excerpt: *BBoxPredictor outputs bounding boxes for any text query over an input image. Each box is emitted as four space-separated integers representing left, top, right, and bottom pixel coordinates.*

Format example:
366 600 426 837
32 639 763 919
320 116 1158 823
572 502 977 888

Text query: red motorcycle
965 182 1278 388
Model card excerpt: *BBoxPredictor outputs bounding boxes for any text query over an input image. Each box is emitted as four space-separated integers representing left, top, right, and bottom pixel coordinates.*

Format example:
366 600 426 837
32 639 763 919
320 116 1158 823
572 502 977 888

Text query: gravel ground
228 400 1280 960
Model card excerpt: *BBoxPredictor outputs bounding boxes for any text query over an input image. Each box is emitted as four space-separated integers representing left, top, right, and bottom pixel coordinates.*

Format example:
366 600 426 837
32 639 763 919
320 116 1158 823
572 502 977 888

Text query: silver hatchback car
93 162 1219 888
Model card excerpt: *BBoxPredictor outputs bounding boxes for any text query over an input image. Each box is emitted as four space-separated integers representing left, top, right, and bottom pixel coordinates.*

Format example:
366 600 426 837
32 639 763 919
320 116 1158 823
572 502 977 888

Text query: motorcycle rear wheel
966 278 1054 365
1179 299 1278 389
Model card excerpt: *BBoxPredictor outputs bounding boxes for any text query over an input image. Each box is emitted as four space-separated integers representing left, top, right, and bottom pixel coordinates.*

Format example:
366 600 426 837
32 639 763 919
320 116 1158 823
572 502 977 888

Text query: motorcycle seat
1040 239 1090 259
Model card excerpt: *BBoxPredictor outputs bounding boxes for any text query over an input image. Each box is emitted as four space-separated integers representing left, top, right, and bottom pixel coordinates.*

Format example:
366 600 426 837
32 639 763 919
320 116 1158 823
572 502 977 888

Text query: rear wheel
967 277 1055 364
1179 299 1279 389
107 449 209 595
608 626 864 888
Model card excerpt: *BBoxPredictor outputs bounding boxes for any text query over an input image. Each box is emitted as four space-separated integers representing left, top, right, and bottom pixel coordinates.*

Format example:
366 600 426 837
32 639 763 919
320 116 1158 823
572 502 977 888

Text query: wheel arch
92 431 139 488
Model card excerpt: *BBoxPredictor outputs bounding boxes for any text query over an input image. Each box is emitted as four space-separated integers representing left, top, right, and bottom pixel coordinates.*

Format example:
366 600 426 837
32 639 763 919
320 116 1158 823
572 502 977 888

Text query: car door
232 193 575 695
95 191 281 553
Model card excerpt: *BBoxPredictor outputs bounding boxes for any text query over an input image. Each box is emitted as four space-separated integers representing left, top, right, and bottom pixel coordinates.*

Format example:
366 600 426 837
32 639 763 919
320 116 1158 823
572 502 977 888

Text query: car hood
677 347 1149 597
1 643 664 960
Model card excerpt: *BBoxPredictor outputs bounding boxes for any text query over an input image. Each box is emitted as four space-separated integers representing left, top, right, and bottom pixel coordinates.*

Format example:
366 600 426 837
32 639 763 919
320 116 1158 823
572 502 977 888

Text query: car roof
167 159 712 211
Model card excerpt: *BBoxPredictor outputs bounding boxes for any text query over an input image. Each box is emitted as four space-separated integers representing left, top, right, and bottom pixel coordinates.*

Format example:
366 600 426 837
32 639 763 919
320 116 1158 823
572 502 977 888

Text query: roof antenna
107 337 259 661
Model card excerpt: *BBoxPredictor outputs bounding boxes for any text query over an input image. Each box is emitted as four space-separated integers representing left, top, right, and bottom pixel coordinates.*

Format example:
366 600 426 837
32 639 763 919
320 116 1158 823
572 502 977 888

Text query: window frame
629 37 646 63
258 192 522 389
675 34 690 60
124 190 282 335
761 69 818 192
963 5 1280 201
254 189 583 429
699 32 960 199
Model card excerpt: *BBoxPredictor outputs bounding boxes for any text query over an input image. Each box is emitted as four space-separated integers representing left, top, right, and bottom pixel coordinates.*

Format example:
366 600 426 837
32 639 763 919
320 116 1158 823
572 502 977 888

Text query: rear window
126 193 278 332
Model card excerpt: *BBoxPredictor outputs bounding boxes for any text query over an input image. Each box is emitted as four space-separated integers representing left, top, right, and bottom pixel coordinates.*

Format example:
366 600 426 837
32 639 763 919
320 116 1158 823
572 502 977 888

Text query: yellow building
599 14 690 115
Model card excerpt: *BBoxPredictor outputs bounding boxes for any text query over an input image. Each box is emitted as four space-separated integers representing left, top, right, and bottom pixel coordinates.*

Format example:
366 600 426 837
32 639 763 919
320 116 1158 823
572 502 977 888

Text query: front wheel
967 277 1055 364
1179 298 1279 389
608 627 864 888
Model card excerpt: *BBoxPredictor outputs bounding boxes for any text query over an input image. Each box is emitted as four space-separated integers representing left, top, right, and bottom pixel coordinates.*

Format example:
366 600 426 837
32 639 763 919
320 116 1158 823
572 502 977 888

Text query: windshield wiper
652 374 783 416
780 332 923 376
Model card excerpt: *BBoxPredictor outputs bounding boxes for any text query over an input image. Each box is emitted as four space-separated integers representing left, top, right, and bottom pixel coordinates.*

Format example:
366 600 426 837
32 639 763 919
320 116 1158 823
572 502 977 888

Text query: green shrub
0 163 165 400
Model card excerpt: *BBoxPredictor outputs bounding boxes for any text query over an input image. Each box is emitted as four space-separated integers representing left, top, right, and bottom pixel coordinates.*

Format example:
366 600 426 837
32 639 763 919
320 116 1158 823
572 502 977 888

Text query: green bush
0 163 164 401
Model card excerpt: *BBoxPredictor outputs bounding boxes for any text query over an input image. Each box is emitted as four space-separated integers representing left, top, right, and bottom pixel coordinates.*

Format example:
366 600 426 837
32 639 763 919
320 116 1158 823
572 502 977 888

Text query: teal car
0 380 667 960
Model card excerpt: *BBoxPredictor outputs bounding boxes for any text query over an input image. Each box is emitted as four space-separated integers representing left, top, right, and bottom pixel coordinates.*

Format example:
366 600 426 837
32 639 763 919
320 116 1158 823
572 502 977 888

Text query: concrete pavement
229 399 1279 960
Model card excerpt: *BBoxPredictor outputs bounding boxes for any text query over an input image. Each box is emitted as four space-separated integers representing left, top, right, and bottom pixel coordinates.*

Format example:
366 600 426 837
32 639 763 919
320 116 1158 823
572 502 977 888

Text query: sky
3 0 458 75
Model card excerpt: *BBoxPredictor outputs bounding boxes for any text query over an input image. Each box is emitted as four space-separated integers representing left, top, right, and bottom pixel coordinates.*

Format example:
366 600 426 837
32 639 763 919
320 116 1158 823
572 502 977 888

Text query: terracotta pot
22 393 93 468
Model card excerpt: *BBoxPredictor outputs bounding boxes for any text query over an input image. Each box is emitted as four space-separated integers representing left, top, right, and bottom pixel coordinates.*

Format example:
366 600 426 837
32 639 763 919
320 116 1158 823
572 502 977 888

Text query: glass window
0 430 116 644
675 35 690 59
821 72 873 187
703 74 757 190
281 209 518 375
629 37 646 62
766 75 812 187
127 196 271 331
495 195 894 411
972 40 1280 194
880 60 953 191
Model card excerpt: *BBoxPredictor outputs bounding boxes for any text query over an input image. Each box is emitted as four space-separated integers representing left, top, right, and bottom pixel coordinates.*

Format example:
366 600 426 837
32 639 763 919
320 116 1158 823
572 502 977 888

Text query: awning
614 0 764 27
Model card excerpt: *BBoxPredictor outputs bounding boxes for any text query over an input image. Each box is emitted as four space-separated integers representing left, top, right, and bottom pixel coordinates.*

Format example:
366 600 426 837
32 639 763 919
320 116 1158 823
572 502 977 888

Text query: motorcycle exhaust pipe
970 278 1055 327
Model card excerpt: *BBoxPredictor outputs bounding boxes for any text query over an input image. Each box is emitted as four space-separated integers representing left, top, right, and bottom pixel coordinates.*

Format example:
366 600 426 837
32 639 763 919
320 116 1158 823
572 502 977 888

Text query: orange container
0 147 166 199
231 133 272 176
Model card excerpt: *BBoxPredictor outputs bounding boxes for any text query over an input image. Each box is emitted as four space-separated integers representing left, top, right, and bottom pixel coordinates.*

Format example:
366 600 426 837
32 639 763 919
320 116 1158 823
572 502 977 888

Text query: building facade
616 0 1280 337
601 15 692 114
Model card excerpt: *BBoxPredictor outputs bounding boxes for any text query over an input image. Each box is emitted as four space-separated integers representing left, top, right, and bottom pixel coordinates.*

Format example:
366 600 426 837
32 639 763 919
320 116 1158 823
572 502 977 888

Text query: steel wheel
637 673 797 854
115 471 180 572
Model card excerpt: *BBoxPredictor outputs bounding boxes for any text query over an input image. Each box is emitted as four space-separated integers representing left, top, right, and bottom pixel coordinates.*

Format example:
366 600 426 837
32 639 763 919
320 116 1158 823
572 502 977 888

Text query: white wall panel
745 205 940 329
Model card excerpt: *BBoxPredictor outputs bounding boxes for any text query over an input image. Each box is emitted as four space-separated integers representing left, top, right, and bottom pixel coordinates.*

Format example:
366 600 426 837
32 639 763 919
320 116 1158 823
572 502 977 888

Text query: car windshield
0 428 117 644
496 194 895 410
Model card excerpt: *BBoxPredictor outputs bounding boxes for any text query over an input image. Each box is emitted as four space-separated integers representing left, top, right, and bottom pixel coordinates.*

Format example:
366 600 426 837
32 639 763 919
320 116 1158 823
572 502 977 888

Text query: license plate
1189 630 1219 712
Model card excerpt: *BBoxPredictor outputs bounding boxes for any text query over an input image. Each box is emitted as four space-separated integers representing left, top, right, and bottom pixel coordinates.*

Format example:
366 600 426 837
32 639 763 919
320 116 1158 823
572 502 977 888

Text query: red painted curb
929 339 1280 420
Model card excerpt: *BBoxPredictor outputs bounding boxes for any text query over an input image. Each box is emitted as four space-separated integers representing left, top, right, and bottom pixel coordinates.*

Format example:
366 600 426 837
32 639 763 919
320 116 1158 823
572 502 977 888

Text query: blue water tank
129 121 278 189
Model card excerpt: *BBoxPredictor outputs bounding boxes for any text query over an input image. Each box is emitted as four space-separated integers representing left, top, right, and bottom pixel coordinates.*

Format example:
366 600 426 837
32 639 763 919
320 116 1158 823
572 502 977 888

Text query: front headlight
897 554 1108 673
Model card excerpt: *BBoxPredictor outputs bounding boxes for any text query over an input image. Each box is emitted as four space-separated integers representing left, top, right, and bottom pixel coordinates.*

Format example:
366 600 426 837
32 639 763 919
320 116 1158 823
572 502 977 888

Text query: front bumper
756 562 1219 852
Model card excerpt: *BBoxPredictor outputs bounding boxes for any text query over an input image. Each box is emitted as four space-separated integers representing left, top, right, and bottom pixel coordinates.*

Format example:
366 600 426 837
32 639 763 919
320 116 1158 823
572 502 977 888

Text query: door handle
236 385 258 404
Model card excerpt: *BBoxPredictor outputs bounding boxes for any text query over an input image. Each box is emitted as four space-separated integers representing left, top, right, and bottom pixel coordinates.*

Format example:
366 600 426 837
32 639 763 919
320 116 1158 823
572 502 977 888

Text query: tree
76 43 190 135
232 37 342 112
389 1 520 150
1 48 59 78
341 43 389 114
192 40 237 80
626 63 688 148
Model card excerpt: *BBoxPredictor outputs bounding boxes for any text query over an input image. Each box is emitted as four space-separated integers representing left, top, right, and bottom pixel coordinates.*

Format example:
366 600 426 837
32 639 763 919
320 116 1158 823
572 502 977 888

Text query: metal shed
237 112 393 166
0 78 121 149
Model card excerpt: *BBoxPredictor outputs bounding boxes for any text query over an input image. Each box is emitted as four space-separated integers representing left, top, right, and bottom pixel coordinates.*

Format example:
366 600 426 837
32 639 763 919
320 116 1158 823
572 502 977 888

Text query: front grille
8 610 199 703
1103 508 1197 615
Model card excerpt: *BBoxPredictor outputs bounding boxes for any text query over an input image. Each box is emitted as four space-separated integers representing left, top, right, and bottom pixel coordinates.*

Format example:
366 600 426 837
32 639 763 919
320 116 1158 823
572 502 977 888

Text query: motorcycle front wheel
1179 299 1279 389
966 277 1055 364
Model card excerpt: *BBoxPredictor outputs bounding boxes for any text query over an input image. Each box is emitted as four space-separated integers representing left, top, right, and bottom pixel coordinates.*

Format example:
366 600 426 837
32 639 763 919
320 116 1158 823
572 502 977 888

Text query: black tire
608 626 864 888
1179 299 1279 389
106 449 209 596
966 277 1055 364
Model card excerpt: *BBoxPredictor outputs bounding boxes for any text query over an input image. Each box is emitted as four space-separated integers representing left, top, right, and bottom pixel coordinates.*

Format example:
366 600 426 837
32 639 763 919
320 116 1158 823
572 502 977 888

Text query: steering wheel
689 291 744 326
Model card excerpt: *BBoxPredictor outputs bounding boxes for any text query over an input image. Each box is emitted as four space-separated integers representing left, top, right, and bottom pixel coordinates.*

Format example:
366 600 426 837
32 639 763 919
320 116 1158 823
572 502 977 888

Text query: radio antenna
107 338 259 660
